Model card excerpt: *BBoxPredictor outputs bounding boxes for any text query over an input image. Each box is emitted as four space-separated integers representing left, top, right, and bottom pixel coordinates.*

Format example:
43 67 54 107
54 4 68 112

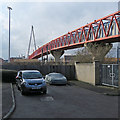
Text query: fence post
117 46 120 64
118 64 120 96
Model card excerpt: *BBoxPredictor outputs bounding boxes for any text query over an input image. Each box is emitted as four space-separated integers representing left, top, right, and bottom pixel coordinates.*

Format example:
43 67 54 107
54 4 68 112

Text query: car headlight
22 82 28 86
63 77 67 80
42 80 46 84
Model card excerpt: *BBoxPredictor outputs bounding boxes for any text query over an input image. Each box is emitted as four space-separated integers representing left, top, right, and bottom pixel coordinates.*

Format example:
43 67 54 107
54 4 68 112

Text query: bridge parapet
29 11 120 60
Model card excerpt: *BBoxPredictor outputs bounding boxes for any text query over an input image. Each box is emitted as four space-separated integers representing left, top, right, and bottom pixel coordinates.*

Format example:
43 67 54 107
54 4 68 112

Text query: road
10 84 118 118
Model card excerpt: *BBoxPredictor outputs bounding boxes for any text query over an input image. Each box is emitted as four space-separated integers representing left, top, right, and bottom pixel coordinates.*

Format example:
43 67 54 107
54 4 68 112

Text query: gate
100 64 119 87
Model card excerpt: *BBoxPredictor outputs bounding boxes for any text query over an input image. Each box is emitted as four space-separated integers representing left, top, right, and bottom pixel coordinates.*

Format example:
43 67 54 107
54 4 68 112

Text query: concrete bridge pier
51 50 64 62
84 43 113 62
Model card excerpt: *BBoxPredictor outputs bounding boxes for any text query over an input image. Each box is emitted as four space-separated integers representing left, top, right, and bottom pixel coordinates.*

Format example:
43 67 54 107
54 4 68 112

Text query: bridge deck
29 11 120 59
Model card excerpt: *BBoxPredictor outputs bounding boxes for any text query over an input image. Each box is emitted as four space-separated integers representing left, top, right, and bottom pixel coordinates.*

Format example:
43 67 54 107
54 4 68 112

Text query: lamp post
7 6 12 63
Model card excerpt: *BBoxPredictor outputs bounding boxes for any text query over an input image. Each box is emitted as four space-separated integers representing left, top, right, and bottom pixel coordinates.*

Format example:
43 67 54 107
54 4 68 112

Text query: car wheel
49 82 52 85
17 86 20 90
16 83 20 90
20 88 26 95
43 90 47 94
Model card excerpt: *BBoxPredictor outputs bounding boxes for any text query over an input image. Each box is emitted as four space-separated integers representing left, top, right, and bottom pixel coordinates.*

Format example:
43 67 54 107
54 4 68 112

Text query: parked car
16 70 47 95
45 73 67 85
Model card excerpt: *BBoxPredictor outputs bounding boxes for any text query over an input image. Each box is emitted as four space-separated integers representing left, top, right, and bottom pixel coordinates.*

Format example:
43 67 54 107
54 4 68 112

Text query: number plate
32 87 41 89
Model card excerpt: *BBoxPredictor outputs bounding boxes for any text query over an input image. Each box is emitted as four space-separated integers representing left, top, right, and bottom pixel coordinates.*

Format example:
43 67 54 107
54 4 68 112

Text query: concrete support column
84 43 113 62
51 50 64 62
93 61 100 85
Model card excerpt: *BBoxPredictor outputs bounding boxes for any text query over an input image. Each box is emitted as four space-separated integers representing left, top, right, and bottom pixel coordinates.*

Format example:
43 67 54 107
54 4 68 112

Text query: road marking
40 96 54 102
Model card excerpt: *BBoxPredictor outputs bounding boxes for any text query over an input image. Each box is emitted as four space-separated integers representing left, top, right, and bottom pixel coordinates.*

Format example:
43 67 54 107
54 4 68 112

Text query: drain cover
40 96 54 101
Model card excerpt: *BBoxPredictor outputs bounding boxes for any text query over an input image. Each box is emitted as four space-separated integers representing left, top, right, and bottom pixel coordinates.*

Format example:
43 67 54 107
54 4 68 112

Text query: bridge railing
29 11 120 59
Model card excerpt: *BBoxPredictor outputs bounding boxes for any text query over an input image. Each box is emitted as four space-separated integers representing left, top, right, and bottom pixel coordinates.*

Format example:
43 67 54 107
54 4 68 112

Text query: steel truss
29 11 120 59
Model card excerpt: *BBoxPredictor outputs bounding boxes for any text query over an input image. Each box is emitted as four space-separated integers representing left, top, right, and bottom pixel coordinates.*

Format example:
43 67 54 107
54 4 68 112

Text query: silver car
45 73 67 85
16 70 47 95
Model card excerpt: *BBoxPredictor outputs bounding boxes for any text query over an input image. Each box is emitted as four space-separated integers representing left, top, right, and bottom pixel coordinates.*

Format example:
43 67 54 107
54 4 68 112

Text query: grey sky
1 1 119 60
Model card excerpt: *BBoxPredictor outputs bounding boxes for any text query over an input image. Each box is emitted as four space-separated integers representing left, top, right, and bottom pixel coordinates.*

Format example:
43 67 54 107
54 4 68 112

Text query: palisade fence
100 64 119 87
1 63 75 80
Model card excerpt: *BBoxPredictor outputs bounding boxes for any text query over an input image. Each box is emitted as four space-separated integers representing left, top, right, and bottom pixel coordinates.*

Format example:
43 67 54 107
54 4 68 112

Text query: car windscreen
23 72 43 79
50 73 64 78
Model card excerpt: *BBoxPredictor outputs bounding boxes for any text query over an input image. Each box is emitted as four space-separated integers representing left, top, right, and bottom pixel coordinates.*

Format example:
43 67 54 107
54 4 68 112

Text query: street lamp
7 6 12 63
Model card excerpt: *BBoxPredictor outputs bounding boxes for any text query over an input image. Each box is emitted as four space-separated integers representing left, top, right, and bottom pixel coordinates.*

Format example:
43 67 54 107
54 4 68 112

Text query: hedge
1 69 17 83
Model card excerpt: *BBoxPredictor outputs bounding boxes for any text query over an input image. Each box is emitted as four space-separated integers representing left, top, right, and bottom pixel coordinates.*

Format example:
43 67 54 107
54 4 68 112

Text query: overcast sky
1 0 119 60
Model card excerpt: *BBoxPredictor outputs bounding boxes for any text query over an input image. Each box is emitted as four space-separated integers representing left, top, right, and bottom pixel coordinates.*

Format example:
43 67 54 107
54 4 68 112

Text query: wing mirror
16 76 22 79
43 76 45 79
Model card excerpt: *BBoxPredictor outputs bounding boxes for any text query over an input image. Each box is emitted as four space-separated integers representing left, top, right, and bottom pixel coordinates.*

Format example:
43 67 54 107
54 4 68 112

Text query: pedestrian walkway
69 80 119 96
2 83 13 118
0 83 2 119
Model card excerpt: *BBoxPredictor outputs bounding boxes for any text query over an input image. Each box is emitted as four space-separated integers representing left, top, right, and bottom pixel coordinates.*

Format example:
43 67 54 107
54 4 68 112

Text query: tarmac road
10 84 118 118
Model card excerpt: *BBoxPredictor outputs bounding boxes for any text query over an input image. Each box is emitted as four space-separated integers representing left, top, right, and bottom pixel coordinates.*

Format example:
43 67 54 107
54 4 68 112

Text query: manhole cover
40 96 54 101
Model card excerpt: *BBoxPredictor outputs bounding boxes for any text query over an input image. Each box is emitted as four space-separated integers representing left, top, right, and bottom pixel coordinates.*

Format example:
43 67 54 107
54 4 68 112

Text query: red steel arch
29 11 120 59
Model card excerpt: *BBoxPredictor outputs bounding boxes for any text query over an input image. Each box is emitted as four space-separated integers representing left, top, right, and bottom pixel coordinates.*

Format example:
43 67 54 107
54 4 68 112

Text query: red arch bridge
28 11 120 61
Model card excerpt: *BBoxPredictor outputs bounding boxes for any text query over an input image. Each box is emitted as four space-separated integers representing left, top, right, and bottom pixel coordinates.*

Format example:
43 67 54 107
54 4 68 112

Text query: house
63 55 76 63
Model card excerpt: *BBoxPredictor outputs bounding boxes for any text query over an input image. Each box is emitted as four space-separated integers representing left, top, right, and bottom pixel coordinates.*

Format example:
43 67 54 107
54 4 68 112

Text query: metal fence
100 64 119 87
117 46 120 64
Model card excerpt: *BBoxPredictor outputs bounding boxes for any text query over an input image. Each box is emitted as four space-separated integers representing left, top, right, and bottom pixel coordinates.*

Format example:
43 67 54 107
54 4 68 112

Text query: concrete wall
2 63 75 80
75 61 100 85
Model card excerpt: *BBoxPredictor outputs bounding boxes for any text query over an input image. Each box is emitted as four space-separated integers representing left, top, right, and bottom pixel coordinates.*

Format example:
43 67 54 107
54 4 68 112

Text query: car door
45 75 48 82
16 72 20 85
17 72 22 87
47 75 51 83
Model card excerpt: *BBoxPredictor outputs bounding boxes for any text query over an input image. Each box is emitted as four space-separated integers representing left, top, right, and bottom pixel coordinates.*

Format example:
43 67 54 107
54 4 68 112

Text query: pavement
0 83 2 119
1 80 120 119
2 83 13 119
68 80 120 96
